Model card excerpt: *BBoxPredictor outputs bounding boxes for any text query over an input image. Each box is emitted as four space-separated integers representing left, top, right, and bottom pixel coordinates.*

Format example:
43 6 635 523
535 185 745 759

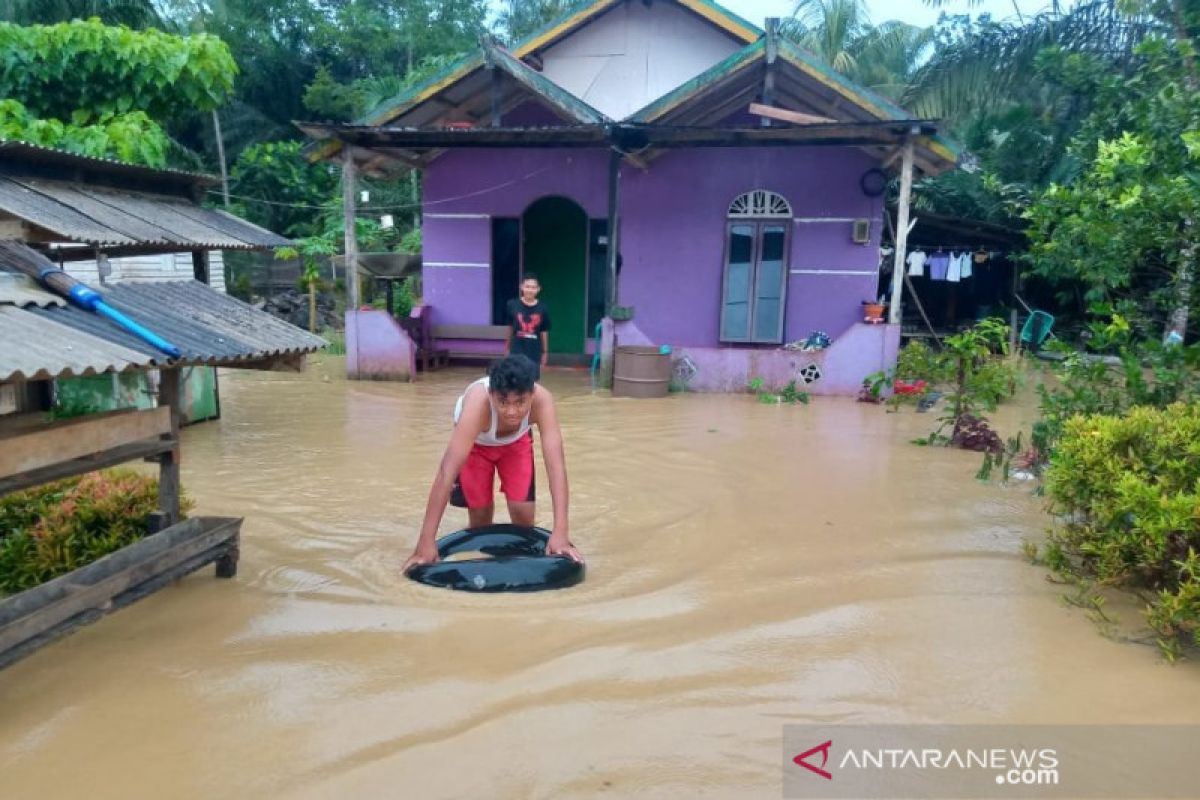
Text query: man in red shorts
402 355 583 572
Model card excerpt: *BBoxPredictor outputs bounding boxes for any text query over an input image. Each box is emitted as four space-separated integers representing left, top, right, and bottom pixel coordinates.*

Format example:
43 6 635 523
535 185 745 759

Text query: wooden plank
0 517 241 634
0 517 242 670
432 324 510 340
0 218 30 240
157 369 181 526
749 102 836 126
0 541 237 671
0 407 172 480
0 438 177 496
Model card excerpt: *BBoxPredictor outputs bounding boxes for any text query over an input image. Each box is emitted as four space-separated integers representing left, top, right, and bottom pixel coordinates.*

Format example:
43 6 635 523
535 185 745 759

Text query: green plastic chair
1020 310 1055 349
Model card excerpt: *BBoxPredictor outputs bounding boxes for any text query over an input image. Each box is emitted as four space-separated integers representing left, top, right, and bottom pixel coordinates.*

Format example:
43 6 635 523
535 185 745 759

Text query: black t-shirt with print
506 298 551 362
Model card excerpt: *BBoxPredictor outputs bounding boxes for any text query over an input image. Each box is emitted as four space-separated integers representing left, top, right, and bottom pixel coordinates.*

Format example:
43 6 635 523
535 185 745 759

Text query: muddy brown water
3 359 1200 799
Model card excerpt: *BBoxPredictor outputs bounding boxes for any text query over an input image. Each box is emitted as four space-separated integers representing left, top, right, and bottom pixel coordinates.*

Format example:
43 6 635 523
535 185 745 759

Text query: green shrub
0 470 192 595
894 340 953 384
1042 404 1200 657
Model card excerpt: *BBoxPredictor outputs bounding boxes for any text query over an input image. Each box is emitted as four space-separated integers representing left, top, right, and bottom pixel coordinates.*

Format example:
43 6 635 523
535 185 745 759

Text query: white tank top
453 376 532 446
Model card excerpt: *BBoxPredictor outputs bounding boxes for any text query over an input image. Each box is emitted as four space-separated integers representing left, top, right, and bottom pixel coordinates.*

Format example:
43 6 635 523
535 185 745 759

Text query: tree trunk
309 281 317 333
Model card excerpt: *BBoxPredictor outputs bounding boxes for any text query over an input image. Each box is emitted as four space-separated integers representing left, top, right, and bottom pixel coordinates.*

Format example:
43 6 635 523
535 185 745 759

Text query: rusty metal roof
0 305 154 382
0 177 290 250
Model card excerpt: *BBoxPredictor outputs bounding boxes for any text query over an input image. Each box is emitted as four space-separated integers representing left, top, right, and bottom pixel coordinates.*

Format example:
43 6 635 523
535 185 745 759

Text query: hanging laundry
927 251 951 280
947 251 962 283
959 250 973 279
906 249 927 276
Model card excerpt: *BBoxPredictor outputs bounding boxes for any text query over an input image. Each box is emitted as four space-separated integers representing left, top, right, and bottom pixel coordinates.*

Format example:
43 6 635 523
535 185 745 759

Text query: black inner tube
406 524 585 593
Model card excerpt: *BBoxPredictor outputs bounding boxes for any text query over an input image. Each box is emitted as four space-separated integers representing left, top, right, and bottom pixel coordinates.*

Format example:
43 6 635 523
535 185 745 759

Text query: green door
523 196 587 354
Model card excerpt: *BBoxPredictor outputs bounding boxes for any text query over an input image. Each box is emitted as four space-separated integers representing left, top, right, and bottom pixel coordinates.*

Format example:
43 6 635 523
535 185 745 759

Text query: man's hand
546 530 583 562
540 353 549 368
402 540 440 573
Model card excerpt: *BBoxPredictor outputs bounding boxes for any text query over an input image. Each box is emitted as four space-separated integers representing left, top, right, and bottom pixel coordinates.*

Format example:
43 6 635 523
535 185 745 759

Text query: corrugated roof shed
0 306 155 382
0 177 291 250
0 242 326 383
23 280 328 366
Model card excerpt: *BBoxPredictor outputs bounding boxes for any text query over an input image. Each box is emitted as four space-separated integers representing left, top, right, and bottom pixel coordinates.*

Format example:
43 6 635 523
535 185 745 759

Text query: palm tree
904 1 1162 123
781 0 934 101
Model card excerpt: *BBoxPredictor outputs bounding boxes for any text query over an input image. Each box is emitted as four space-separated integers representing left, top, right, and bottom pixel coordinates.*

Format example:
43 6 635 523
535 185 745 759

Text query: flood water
2 358 1200 799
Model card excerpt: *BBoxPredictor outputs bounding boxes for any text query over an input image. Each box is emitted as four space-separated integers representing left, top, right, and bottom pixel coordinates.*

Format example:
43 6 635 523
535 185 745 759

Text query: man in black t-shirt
505 274 551 380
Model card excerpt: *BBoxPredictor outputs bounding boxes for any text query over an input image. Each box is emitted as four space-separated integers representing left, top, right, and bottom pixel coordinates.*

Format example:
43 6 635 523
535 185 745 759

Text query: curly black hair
488 354 537 395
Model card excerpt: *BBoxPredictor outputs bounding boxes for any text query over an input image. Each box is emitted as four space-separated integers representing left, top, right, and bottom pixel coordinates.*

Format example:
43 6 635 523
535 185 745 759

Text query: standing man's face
521 278 540 303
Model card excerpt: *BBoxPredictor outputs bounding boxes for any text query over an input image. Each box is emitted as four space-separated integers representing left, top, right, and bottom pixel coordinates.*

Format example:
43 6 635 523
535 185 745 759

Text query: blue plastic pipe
56 274 182 359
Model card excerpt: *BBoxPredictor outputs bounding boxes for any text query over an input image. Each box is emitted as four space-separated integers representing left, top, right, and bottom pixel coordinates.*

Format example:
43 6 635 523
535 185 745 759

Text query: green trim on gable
485 42 610 124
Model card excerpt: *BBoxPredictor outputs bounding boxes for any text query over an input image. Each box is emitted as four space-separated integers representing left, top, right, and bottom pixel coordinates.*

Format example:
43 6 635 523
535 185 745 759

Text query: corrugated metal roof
0 306 154 382
0 274 65 308
25 280 328 367
0 177 291 250
0 139 217 184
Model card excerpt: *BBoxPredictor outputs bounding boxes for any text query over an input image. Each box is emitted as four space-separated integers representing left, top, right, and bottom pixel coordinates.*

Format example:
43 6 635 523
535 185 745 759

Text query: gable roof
303 0 961 175
511 0 760 56
309 0 761 160
627 36 961 172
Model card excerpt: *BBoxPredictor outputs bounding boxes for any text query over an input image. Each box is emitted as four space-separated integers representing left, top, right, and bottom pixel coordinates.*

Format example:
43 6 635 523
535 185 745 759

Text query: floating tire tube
406 524 585 592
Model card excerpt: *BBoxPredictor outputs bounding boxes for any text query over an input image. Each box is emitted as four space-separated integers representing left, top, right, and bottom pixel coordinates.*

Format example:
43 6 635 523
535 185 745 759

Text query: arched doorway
522 196 587 354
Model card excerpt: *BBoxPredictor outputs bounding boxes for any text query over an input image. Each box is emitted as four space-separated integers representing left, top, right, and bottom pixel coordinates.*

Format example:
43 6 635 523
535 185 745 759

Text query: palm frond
904 0 1161 122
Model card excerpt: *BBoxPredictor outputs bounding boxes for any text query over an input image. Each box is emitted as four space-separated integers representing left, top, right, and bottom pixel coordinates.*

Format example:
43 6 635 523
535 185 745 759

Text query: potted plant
862 299 886 324
610 305 634 321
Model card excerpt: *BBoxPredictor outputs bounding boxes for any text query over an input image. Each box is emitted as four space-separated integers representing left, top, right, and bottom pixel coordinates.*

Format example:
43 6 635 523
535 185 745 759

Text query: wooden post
763 18 779 128
342 149 360 311
191 250 210 284
212 110 230 207
486 47 503 128
889 137 916 326
606 149 621 313
157 368 182 527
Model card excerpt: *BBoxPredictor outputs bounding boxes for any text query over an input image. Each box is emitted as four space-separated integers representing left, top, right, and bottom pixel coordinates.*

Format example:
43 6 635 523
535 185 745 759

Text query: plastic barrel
612 345 671 398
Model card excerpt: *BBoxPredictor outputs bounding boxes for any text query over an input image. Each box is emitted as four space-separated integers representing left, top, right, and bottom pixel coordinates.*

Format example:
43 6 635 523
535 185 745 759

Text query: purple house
304 0 961 393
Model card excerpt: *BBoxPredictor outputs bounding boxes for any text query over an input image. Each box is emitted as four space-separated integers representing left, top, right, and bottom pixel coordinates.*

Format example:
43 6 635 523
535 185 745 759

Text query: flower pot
610 305 634 321
862 301 886 324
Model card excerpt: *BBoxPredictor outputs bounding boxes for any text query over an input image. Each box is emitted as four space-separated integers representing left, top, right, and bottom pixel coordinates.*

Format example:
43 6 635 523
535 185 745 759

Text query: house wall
422 148 610 327
620 146 884 346
539 1 742 119
64 251 227 292
422 145 885 349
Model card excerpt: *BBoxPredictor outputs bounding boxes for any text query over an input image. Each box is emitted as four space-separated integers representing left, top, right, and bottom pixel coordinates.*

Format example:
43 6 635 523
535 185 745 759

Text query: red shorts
450 431 535 509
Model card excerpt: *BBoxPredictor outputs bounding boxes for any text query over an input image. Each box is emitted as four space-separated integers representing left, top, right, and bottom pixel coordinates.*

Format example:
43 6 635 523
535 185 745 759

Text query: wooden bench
400 305 450 372
432 323 509 364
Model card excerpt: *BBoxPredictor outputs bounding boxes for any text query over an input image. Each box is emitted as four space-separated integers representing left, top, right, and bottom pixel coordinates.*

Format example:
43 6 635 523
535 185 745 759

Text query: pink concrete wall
345 309 416 381
612 319 899 396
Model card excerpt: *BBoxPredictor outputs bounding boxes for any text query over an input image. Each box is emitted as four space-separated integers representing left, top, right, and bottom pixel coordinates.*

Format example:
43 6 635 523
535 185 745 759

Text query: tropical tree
782 0 934 100
495 0 575 44
0 0 163 26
